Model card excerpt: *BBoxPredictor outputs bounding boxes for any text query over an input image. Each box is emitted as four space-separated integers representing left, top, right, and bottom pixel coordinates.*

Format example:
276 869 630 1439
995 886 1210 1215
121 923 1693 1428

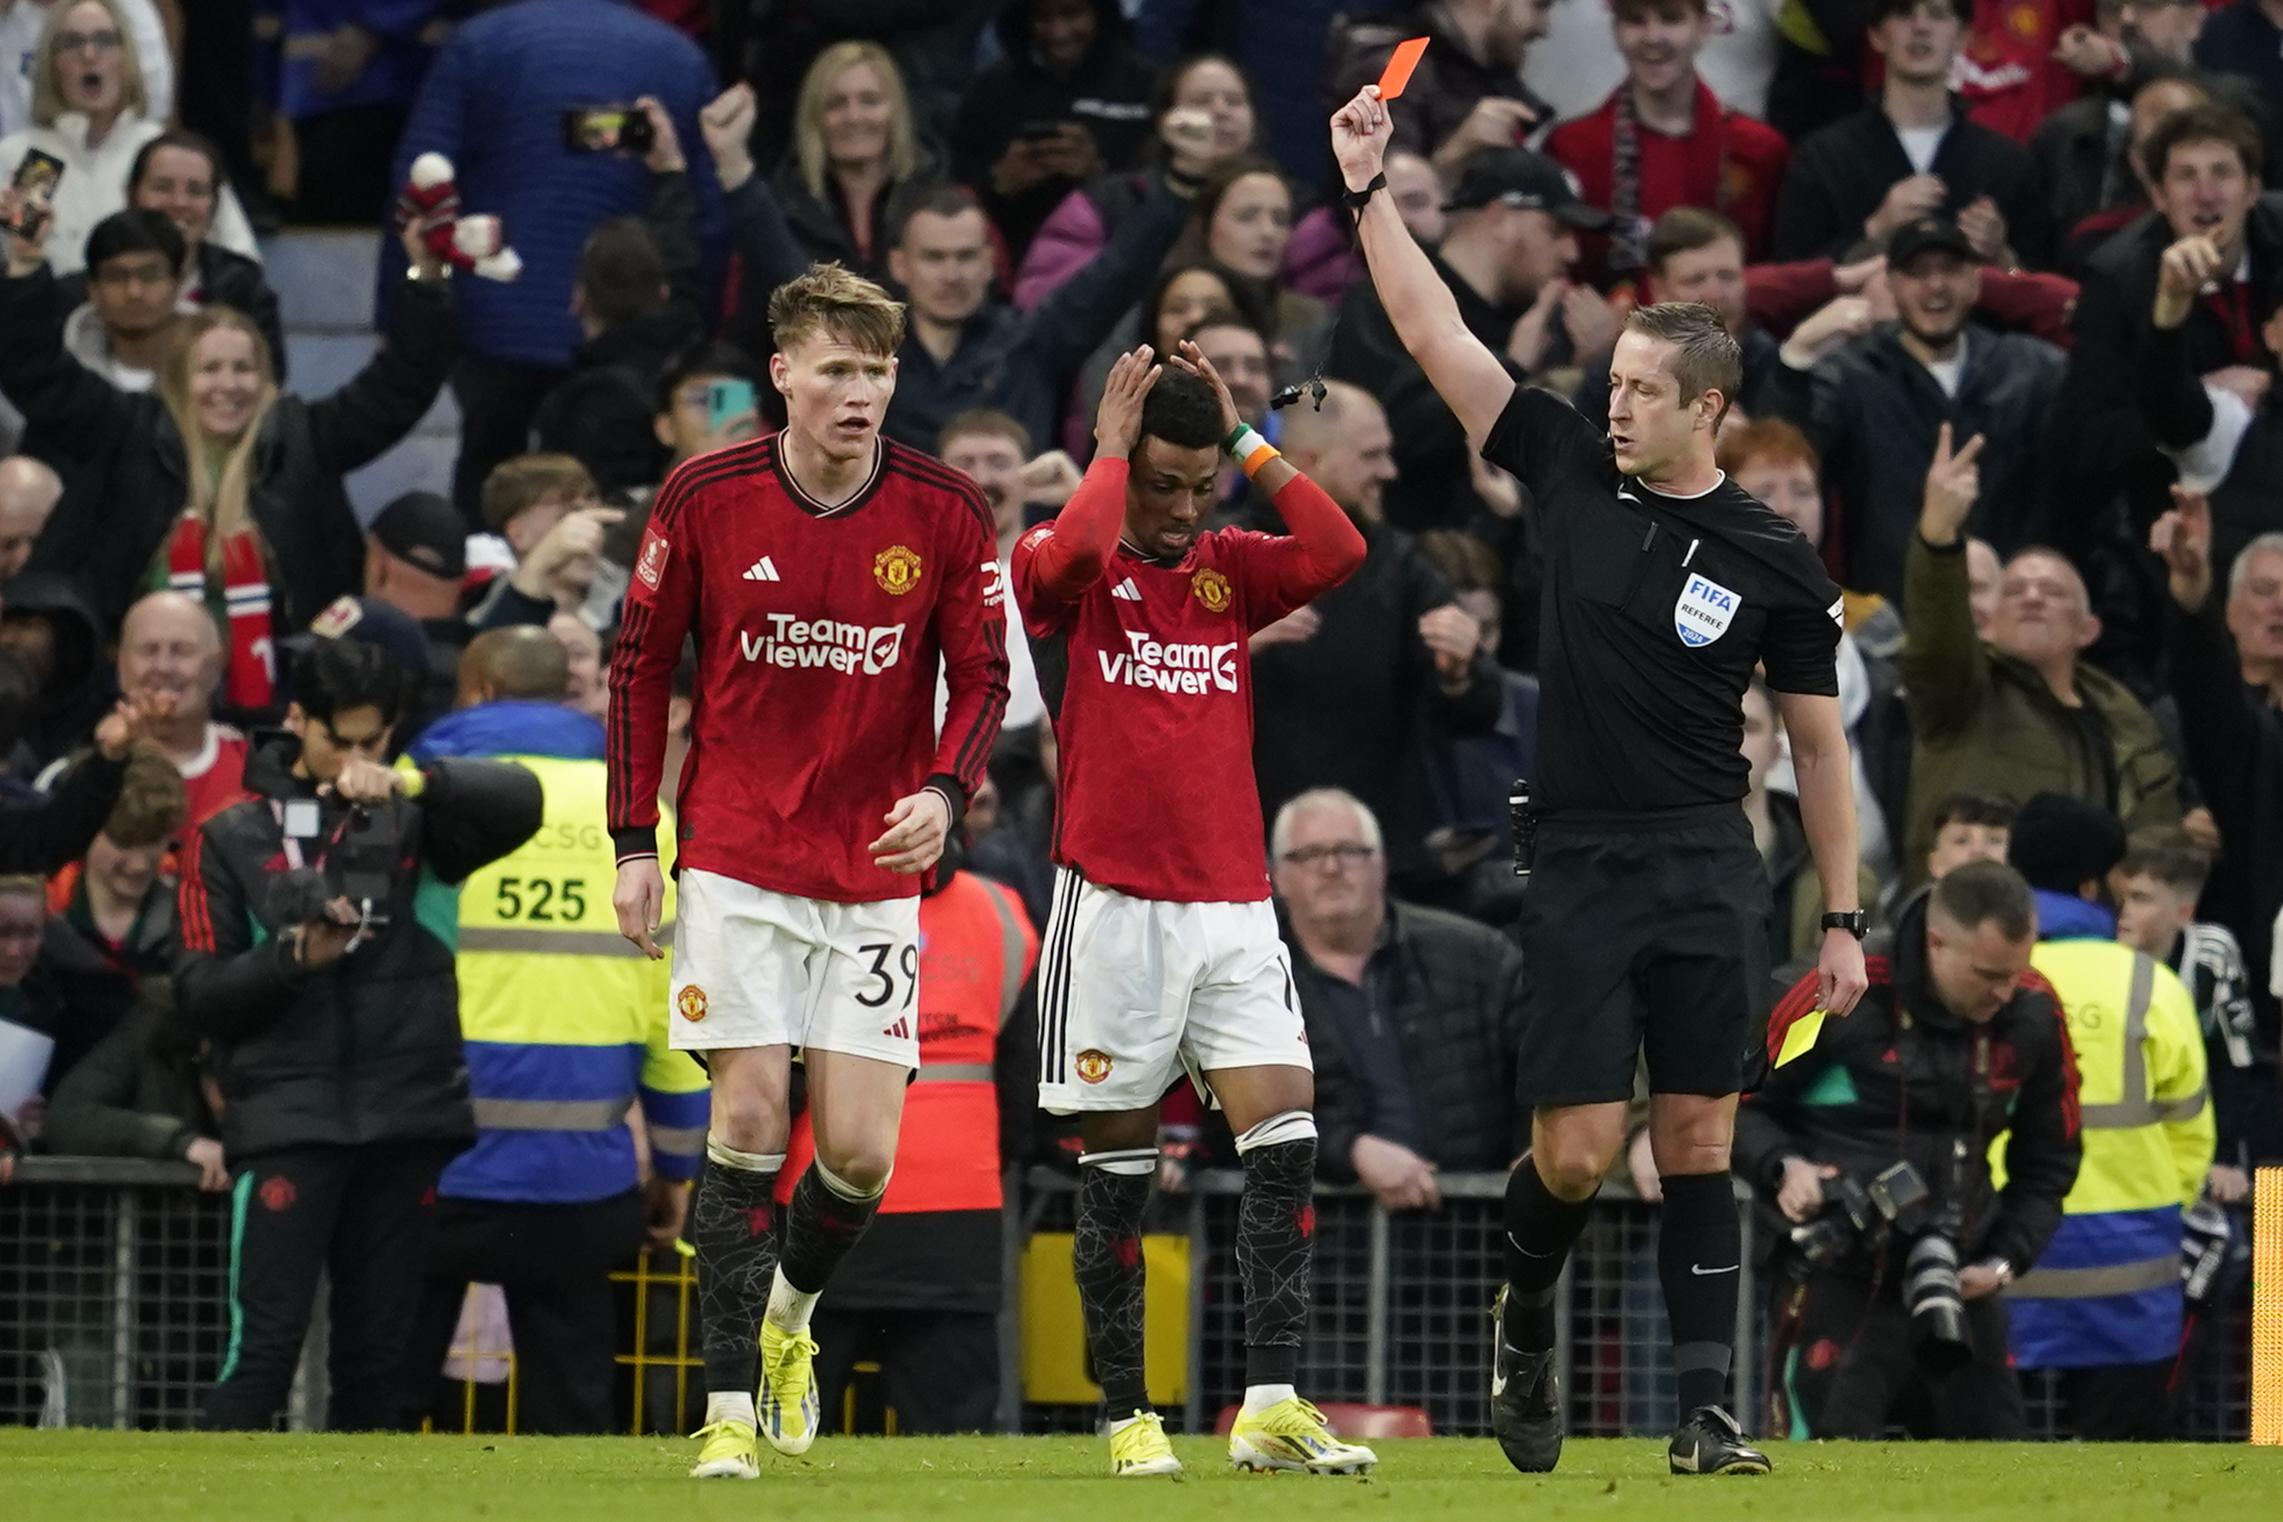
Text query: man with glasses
1271 788 1526 1213
57 206 181 391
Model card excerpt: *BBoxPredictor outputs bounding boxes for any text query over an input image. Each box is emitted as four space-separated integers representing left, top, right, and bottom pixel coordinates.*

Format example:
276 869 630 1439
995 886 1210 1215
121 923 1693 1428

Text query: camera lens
1903 1233 1973 1368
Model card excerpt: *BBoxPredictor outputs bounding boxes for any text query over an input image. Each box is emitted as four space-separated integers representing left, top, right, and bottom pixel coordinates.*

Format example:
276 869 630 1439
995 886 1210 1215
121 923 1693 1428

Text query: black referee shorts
1514 806 1770 1111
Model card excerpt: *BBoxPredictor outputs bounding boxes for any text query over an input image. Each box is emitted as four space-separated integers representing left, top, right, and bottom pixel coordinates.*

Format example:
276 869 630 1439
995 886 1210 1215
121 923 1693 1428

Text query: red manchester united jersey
1012 460 1365 904
608 433 1010 902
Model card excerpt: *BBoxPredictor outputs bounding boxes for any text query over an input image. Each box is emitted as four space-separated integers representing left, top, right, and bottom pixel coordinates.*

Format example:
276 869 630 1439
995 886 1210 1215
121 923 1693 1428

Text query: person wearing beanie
2008 791 2214 1440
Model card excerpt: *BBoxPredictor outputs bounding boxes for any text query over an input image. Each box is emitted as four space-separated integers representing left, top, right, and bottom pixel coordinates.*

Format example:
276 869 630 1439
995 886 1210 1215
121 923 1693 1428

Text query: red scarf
1609 79 1732 276
165 511 275 710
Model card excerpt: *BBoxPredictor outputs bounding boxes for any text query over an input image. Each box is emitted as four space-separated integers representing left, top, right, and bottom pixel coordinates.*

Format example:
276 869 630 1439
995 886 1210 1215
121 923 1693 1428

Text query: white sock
1108 1409 1148 1434
1242 1382 1295 1414
764 1266 819 1334
705 1390 756 1428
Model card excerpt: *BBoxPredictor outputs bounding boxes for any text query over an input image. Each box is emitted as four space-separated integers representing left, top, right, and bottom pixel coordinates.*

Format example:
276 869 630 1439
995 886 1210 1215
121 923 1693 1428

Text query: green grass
2 1432 2280 1521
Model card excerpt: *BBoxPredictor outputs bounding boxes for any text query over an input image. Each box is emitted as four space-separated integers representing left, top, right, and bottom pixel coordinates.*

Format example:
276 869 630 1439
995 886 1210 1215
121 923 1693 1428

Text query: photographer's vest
2002 939 2215 1370
444 753 709 1204
780 871 1036 1213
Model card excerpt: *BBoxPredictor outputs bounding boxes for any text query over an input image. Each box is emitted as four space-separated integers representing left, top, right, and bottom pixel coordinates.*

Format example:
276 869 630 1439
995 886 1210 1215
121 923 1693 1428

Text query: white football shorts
1035 867 1310 1114
667 868 921 1068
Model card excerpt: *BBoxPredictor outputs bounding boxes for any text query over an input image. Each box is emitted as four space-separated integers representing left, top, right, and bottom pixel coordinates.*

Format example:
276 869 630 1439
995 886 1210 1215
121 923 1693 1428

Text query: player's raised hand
1917 422 1983 547
614 857 667 959
1330 84 1391 193
871 787 952 875
1167 339 1242 435
1094 345 1160 461
2151 482 2214 611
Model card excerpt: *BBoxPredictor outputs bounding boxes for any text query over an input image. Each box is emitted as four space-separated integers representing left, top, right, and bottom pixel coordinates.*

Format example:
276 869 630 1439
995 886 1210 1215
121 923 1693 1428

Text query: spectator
725 0 990 173
1068 258 1246 454
114 590 249 827
1 219 458 641
113 129 286 376
364 489 470 634
0 0 171 141
1243 381 1502 876
2151 490 2283 1033
1186 306 1274 430
179 637 542 1432
275 0 449 225
2035 70 2207 277
470 454 619 631
550 611 607 725
648 339 764 478
2007 792 2212 1442
938 409 1051 731
1163 155 1327 351
1741 677 1874 964
399 626 701 1435
1739 861 2082 1440
1770 0 2047 267
44 1002 223 1185
1544 0 1790 285
386 0 722 523
953 0 1158 261
881 180 1187 453
1383 148 1447 244
34 740 179 1088
0 455 61 578
1017 54 1349 312
1526 0 1778 127
0 873 55 1173
1925 790 2016 879
0 682 143 876
2197 0 2283 183
0 1 254 276
532 103 708 494
1323 0 1554 183
0 571 104 767
1272 788 1525 1211
1768 216 2067 600
52 207 181 392
1901 424 2183 888
1326 147 1615 532
1573 208 1788 431
2114 828 2281 1191
769 41 941 287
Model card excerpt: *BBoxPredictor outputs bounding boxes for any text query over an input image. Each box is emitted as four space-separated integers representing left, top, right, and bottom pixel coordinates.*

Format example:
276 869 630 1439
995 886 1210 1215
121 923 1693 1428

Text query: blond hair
768 262 906 357
793 41 919 201
158 307 280 572
30 0 148 127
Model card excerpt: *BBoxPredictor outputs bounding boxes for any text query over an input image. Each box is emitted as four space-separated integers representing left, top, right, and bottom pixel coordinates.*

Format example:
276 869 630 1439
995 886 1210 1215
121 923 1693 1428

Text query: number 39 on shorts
853 940 918 1009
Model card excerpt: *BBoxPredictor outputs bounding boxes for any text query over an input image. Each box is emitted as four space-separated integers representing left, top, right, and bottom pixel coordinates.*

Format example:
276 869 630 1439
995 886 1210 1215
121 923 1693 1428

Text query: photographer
174 638 542 1432
1737 862 2083 1439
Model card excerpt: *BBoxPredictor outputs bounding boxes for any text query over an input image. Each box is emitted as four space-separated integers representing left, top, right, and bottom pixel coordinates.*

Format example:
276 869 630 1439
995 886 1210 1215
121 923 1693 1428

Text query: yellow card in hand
1773 1007 1827 1068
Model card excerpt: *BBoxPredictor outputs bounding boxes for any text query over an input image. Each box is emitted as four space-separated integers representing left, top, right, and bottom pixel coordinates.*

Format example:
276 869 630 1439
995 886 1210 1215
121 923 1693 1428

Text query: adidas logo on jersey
744 556 780 582
882 1016 911 1040
1111 577 1143 601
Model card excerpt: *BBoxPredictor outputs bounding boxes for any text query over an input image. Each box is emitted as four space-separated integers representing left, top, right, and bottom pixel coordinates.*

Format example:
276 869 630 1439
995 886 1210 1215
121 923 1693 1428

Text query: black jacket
45 1001 216 1163
1763 322 2065 601
36 875 175 1094
2 270 457 634
0 750 123 875
767 147 947 289
1771 101 2050 267
52 242 289 383
1290 898 1527 1178
1320 5 1554 160
172 738 542 1160
1735 891 2084 1277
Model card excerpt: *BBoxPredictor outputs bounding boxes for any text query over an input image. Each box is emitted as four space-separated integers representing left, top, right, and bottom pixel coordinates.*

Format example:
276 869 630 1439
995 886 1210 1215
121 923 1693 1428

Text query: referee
1330 85 1869 1477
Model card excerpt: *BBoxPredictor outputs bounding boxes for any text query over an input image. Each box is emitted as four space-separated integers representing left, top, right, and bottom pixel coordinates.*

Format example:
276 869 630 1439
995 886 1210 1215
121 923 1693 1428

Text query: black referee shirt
1482 386 1841 818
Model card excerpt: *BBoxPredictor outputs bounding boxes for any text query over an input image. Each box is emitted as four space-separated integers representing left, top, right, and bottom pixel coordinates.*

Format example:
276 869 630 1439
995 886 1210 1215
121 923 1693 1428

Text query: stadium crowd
0 0 2278 1444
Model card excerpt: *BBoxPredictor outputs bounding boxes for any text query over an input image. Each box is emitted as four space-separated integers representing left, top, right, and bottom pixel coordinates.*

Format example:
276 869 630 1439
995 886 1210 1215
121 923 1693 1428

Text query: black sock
1074 1155 1154 1417
1658 1170 1740 1415
778 1162 884 1294
1237 1136 1316 1386
1501 1154 1593 1354
692 1150 780 1393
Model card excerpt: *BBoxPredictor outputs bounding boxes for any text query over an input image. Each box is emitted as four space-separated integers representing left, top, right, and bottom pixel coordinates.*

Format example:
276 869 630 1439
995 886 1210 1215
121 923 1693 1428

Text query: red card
1376 37 1429 100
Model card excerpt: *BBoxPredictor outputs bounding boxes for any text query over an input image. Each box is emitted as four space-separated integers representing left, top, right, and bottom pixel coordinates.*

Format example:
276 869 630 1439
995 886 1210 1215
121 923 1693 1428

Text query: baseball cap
1886 215 1979 269
1443 149 1611 230
369 490 467 581
303 594 432 679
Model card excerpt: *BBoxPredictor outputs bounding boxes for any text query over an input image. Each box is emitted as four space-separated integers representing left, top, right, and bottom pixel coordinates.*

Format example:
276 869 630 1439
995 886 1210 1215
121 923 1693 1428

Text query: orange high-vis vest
780 870 1038 1212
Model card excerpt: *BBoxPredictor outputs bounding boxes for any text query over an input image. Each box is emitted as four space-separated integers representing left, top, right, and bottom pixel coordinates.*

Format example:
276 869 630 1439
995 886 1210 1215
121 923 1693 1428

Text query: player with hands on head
606 263 1009 1480
1334 79 1866 1478
1011 339 1371 1477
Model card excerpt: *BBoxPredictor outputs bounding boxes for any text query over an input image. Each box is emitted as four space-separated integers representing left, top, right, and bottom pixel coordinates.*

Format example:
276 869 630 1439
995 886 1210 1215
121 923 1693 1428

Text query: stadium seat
1211 1402 1432 1438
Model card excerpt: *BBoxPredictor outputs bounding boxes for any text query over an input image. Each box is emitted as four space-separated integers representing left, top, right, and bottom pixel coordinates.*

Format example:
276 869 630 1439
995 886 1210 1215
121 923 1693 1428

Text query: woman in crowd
0 216 455 688
770 40 943 284
1168 155 1327 354
0 1 255 277
1014 53 1347 311
1064 258 1250 453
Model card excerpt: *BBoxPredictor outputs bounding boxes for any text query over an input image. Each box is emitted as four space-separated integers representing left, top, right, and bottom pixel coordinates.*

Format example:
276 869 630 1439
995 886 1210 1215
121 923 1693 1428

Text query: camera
1788 1160 1972 1364
324 806 405 926
562 107 655 156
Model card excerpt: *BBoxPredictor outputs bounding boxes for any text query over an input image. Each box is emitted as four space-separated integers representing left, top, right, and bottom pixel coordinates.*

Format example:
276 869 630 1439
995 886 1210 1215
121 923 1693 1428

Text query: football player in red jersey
1012 344 1375 1477
607 265 1009 1479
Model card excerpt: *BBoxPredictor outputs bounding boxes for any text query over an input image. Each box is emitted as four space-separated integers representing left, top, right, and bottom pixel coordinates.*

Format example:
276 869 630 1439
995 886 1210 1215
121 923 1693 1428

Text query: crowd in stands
1 0 2280 1440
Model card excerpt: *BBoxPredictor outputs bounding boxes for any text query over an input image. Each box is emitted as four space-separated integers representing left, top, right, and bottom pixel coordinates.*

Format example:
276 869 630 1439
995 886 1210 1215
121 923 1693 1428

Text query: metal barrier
0 1159 2255 1440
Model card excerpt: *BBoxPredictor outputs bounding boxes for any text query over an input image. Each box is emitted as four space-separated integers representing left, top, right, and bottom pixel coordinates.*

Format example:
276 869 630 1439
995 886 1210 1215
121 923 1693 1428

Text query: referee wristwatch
1820 910 1869 939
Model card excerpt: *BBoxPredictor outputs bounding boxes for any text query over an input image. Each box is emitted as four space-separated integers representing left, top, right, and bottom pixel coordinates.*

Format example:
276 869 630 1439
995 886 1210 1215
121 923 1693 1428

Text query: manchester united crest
875 545 924 595
677 984 709 1022
1075 1049 1113 1084
1191 567 1231 613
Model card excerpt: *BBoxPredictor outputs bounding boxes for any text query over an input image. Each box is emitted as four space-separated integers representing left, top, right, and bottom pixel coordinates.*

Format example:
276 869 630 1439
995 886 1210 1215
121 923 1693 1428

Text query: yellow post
2256 1167 2281 1445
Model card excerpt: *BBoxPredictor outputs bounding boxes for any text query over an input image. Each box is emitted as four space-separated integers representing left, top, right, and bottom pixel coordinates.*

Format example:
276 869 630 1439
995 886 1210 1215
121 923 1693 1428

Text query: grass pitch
2 1432 2279 1522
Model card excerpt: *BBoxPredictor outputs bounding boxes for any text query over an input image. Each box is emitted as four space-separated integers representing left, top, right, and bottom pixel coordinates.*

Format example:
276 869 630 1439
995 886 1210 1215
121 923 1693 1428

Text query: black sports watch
1821 910 1869 939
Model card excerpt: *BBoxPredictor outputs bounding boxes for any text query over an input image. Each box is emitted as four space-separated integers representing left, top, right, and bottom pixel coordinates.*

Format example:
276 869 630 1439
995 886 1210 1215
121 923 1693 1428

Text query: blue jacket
381 0 723 368
277 0 451 120
410 699 605 766
2032 888 2116 943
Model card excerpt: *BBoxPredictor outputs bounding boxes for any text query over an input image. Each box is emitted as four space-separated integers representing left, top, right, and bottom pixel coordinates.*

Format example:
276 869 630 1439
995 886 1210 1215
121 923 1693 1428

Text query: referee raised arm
1332 85 1869 1478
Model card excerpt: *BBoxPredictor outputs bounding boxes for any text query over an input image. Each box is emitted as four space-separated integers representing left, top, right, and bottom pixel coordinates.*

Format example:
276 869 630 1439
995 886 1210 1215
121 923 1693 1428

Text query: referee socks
1501 1156 1594 1354
1657 1171 1741 1415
